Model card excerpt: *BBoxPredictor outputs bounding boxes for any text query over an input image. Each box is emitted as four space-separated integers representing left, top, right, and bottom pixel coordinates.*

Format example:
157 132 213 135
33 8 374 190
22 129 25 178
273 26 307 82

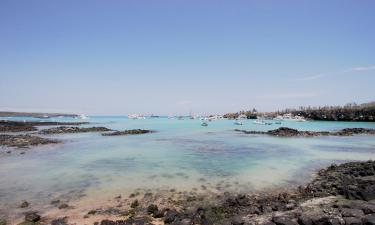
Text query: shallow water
1 116 375 219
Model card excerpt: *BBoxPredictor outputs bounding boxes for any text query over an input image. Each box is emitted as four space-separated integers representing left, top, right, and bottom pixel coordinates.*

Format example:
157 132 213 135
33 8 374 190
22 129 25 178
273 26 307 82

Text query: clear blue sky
0 0 374 115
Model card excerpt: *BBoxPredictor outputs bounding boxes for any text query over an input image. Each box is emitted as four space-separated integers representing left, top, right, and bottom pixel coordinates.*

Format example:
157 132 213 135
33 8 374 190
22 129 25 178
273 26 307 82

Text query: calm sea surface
1 116 375 216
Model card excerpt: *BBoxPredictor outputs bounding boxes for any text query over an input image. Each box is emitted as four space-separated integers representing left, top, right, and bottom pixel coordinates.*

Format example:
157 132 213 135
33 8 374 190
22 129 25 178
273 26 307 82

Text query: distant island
0 111 78 119
224 101 375 122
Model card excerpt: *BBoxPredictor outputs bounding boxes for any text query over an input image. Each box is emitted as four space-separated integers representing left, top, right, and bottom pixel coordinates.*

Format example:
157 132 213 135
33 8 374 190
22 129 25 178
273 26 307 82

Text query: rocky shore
235 127 375 137
102 129 154 136
5 161 375 225
0 121 155 150
0 121 88 133
39 126 112 134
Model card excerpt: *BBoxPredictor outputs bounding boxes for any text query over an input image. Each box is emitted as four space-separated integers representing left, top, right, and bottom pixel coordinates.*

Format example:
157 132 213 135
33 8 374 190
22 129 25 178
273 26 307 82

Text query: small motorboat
234 120 243 125
78 114 89 120
253 120 266 125
201 122 208 127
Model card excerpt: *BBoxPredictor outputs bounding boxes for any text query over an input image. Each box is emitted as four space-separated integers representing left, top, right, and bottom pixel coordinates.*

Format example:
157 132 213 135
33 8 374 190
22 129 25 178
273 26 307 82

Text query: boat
274 115 284 121
294 116 307 122
128 114 145 119
253 120 266 125
280 114 307 122
79 114 89 120
275 121 282 125
237 114 247 120
234 120 243 125
201 122 208 126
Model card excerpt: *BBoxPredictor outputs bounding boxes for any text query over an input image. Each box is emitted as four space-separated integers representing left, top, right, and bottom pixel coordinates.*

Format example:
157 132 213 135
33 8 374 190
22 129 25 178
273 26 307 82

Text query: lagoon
0 116 375 222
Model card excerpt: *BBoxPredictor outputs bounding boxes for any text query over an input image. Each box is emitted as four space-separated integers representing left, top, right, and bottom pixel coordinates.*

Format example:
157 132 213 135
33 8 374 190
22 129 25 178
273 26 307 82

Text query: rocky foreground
7 161 375 225
235 127 375 137
0 134 60 148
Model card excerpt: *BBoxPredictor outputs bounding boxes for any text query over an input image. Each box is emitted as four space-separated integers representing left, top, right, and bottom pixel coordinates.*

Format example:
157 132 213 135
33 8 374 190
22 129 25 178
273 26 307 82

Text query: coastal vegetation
224 102 375 122
0 112 78 118
281 102 375 122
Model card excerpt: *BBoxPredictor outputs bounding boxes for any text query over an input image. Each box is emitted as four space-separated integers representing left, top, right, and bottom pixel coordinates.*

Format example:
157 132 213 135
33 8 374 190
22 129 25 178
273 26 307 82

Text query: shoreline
1 161 374 225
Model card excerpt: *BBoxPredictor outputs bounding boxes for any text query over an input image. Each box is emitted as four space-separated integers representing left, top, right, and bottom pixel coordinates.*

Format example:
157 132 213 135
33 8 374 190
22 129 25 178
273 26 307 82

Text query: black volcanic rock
0 134 60 148
39 126 112 134
235 127 375 137
102 129 154 136
0 120 88 133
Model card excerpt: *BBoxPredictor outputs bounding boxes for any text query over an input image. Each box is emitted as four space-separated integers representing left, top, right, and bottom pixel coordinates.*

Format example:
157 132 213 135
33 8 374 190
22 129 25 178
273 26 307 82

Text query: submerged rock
51 217 68 225
0 134 60 148
19 201 29 208
58 203 69 209
24 212 40 222
102 129 154 136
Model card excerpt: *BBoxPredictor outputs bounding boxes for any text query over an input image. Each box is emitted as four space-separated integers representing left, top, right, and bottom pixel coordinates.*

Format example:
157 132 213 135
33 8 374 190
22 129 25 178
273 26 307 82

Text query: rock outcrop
235 127 375 137
39 126 112 134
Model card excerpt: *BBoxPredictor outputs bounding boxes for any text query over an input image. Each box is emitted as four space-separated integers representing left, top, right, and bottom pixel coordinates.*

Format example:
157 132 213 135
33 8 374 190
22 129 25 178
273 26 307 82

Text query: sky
0 0 374 115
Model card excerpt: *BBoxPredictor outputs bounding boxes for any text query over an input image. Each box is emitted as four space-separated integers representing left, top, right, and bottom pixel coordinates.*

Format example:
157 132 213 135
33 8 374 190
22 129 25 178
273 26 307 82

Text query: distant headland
0 111 78 119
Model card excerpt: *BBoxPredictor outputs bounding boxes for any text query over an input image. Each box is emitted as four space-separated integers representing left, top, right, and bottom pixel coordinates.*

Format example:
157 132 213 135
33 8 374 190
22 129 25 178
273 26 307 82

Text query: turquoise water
1 116 375 218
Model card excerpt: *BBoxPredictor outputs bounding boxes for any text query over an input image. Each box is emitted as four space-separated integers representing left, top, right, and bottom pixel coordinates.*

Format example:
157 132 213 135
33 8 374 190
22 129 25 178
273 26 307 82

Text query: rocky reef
0 134 60 148
102 129 154 136
235 127 375 137
39 126 112 134
0 120 88 133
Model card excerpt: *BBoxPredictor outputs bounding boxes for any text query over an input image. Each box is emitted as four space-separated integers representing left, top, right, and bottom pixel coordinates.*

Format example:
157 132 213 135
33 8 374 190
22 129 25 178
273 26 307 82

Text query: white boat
253 120 266 125
280 114 306 122
237 114 247 120
79 114 89 120
294 116 307 122
274 115 284 121
128 114 145 119
234 120 243 125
